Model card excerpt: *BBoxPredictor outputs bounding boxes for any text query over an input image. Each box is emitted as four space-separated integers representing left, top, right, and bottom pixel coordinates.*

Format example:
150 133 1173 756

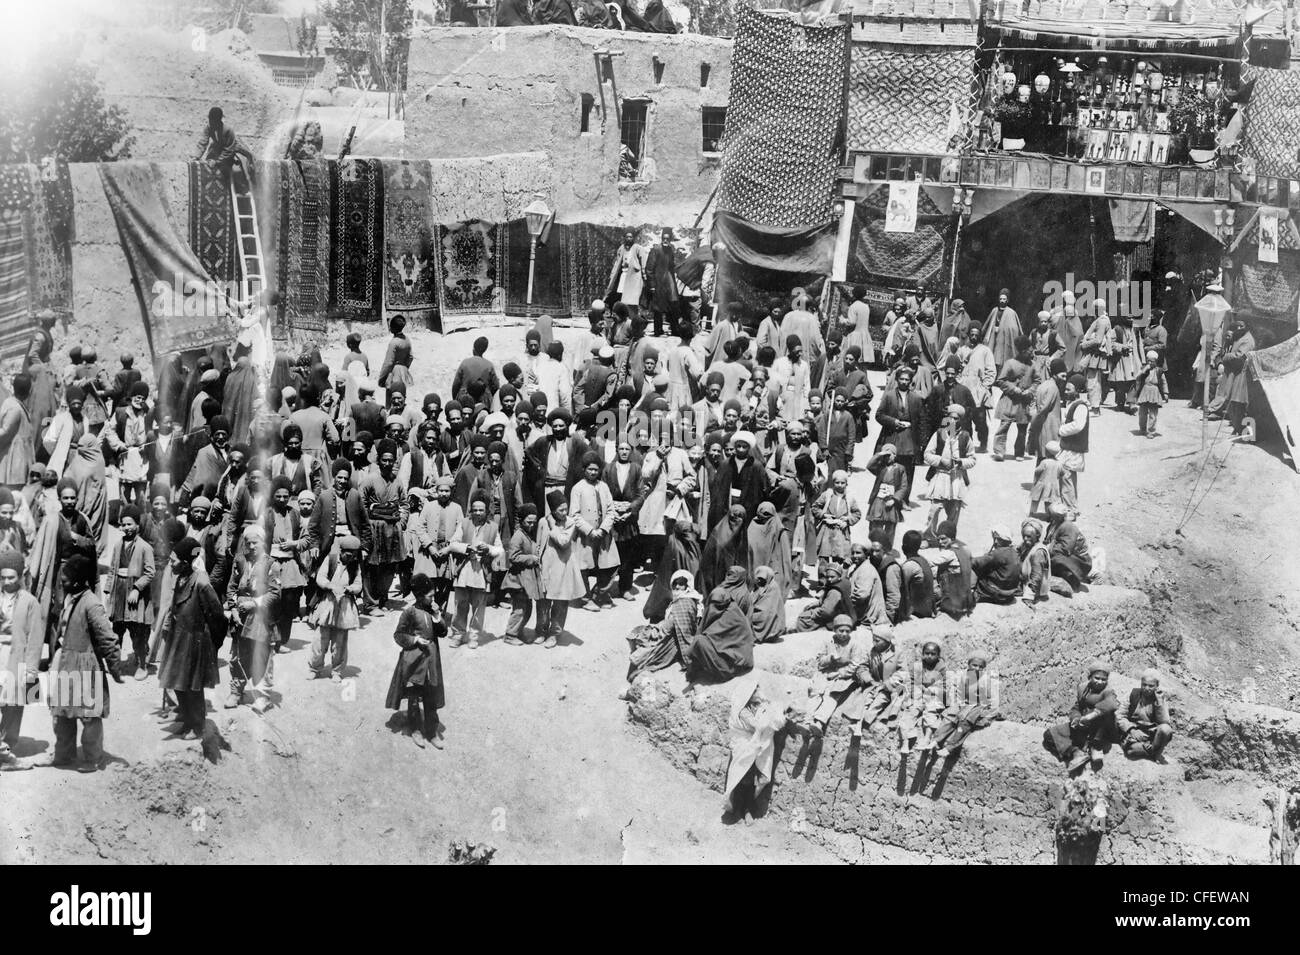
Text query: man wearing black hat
156 537 226 739
451 336 500 408
925 356 976 442
39 554 122 772
524 408 589 516
180 414 231 507
644 228 682 337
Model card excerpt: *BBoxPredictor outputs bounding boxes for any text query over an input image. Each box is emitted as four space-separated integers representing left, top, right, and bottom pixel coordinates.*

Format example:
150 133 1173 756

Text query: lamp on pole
524 195 552 317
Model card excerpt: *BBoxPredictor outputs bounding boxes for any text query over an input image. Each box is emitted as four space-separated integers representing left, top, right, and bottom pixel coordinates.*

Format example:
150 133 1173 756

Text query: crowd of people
0 276 1176 795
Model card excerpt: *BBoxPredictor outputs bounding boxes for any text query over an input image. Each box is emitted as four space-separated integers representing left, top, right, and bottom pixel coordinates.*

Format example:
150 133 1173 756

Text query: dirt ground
3 323 1295 864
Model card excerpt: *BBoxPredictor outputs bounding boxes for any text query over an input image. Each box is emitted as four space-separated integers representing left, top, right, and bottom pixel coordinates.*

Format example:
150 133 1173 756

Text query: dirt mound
79 25 296 161
627 676 1267 864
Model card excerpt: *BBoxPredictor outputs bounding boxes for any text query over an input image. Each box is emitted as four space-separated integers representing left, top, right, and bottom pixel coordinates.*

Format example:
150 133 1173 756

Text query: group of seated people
721 653 1176 822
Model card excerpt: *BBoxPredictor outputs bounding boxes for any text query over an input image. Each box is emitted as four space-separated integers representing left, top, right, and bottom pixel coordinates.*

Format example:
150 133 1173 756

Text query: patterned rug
296 160 331 335
0 166 34 365
503 218 568 316
100 162 233 357
564 222 623 315
433 220 503 316
1242 65 1300 181
384 159 436 314
330 157 384 321
717 6 849 228
188 161 238 284
1237 255 1300 320
27 163 74 318
849 185 953 289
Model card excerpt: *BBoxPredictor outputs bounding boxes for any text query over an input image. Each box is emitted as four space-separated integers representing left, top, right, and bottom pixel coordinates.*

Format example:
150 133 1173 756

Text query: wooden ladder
230 164 265 307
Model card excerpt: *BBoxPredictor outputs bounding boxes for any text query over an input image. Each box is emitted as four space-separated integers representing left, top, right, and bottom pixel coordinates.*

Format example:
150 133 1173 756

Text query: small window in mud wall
620 99 650 181
580 93 596 133
653 56 665 85
700 63 711 89
702 106 727 154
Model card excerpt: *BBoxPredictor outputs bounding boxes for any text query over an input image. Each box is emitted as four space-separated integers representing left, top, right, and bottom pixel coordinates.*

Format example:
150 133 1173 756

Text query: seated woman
1043 661 1120 774
642 522 701 623
932 649 1001 758
625 570 700 689
1047 509 1095 593
749 564 787 643
687 565 754 685
1118 668 1174 763
971 526 1021 605
723 675 795 825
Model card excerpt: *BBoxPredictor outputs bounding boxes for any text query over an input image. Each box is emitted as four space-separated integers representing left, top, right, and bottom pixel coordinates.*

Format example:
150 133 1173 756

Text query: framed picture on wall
1084 166 1107 194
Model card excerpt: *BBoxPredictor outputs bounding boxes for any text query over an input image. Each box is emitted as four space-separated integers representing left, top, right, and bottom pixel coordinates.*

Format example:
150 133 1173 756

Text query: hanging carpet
434 220 503 317
849 184 953 289
502 218 568 316
383 159 437 315
296 160 332 335
188 160 239 285
330 157 384 321
27 162 74 319
99 162 232 357
1241 65 1300 181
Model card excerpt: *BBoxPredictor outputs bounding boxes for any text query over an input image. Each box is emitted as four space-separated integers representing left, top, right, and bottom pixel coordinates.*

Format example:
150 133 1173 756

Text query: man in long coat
984 288 1022 370
524 409 590 516
707 431 769 533
644 229 682 337
156 537 226 738
40 554 121 772
606 231 649 319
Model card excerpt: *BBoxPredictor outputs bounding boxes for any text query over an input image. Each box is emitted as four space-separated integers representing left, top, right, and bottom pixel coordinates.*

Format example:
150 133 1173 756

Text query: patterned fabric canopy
1242 65 1300 182
847 44 973 156
717 6 849 229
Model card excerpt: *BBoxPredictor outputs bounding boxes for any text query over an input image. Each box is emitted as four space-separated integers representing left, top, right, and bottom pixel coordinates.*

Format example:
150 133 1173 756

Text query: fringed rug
433 220 503 316
384 159 436 314
330 157 384 321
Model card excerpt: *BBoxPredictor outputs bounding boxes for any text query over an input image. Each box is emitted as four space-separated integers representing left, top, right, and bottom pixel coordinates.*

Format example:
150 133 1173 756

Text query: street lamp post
524 196 552 317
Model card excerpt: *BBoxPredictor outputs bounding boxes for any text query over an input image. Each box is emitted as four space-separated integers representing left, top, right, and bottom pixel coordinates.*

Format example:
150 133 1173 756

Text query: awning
1248 331 1300 469
712 210 837 274
1155 198 1224 244
969 188 1034 224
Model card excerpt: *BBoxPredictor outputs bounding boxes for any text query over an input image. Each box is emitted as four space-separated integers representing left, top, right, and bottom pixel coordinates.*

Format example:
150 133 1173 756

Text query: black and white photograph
0 0 1297 897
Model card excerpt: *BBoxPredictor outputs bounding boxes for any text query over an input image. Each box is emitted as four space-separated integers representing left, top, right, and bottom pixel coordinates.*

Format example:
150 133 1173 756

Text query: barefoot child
385 573 446 749
808 614 871 737
1029 440 1065 519
811 469 860 577
897 641 947 754
933 649 1000 758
